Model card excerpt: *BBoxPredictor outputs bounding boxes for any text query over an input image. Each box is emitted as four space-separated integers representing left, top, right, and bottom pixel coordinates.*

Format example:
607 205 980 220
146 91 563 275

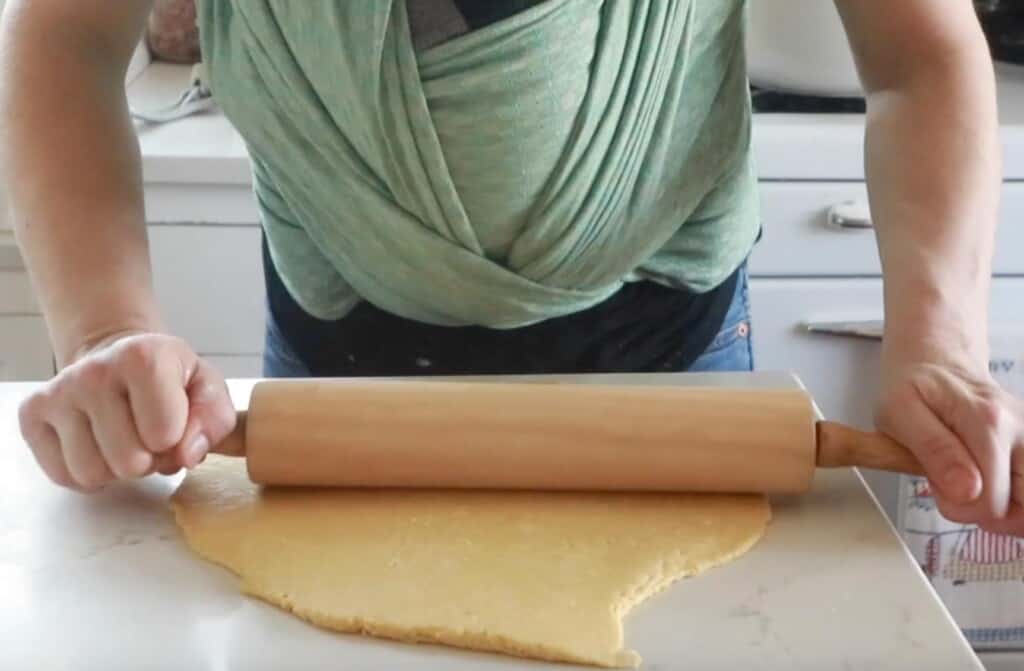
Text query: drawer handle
826 201 873 230
804 319 883 340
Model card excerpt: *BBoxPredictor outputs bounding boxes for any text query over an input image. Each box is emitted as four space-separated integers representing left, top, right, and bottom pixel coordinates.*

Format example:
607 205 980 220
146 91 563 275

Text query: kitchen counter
754 63 1024 181
0 373 984 670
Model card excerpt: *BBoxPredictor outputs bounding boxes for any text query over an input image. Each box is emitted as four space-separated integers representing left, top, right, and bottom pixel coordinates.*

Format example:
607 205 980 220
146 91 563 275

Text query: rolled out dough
171 456 770 668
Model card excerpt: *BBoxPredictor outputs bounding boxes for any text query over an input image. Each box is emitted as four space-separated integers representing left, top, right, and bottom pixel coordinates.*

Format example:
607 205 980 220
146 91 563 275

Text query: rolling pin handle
212 410 248 457
815 421 925 476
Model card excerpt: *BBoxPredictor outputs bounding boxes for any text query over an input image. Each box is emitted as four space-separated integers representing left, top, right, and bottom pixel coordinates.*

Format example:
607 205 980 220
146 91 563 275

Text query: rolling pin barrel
234 380 823 494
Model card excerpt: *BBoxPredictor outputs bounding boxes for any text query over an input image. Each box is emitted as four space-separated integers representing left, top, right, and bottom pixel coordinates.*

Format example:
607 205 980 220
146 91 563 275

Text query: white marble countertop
0 373 983 670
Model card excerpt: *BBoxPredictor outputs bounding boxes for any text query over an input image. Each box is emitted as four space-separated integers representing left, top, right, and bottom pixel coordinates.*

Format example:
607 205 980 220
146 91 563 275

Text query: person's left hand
875 356 1024 536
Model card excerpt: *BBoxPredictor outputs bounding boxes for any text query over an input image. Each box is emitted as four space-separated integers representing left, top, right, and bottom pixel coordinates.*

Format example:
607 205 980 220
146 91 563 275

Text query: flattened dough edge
171 456 770 668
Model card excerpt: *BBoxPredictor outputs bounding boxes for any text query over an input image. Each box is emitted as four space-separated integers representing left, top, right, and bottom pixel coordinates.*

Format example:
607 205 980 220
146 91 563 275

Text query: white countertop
128 61 1024 194
130 64 251 187
754 62 1024 181
0 373 983 670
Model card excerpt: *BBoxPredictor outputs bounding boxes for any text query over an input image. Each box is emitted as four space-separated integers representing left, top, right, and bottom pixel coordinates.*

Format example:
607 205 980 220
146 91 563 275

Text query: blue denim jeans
263 310 313 378
263 268 754 377
687 265 754 373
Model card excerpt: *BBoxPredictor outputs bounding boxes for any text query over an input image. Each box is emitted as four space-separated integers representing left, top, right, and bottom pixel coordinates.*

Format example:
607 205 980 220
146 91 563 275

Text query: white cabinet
148 224 265 358
750 276 1024 524
0 270 39 313
750 182 1024 277
0 225 267 381
0 224 267 380
750 278 891 512
750 172 1024 524
0 269 51 382
0 315 52 381
204 354 263 378
749 119 1024 662
749 278 884 427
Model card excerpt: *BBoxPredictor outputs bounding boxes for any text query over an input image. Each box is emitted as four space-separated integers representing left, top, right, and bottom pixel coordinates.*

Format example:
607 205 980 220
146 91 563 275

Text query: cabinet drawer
749 277 1024 520
0 315 53 381
749 182 1024 277
749 278 885 429
148 225 265 355
749 277 1024 426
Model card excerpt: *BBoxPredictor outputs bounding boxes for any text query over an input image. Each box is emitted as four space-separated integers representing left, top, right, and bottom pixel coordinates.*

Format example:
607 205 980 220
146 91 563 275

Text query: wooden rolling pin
213 380 924 495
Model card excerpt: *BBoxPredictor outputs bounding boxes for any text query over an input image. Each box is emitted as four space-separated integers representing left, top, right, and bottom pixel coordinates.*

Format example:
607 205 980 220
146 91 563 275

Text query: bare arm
836 0 1024 534
3 1 234 491
0 0 159 366
836 0 999 370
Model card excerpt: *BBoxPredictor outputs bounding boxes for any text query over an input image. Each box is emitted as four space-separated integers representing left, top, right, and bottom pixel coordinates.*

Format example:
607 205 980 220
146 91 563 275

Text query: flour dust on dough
171 456 770 668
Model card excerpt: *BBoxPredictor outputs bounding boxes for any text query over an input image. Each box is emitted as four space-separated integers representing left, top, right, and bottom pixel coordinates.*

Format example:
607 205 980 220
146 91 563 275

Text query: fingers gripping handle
212 410 248 457
816 421 925 476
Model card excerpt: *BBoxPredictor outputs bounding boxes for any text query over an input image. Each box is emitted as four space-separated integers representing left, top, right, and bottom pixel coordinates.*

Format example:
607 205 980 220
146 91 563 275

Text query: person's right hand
18 333 236 491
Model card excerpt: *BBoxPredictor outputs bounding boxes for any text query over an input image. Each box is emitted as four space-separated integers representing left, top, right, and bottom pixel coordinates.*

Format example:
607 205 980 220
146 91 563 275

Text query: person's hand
876 357 1024 536
18 332 236 491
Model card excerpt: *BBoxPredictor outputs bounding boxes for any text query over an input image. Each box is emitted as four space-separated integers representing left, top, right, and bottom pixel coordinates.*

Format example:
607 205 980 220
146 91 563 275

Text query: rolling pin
213 380 925 495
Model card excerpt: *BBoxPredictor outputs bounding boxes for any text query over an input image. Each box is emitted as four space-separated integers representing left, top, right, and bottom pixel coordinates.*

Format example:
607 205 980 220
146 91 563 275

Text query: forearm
1 3 162 366
864 45 1000 370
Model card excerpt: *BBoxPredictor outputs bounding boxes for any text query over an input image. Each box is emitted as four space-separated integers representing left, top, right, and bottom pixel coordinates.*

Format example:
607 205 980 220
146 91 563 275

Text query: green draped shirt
196 0 759 328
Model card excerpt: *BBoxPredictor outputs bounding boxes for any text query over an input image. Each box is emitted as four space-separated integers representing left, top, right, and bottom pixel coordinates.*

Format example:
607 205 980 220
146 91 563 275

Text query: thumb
172 358 237 469
884 395 982 506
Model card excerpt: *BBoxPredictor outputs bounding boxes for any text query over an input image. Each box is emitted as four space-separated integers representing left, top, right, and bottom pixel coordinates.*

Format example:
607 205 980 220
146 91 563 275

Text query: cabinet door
751 183 880 277
0 316 53 381
750 277 1024 421
749 278 884 427
749 277 1024 521
0 270 50 381
148 224 266 356
0 271 39 313
0 229 20 270
750 182 1024 276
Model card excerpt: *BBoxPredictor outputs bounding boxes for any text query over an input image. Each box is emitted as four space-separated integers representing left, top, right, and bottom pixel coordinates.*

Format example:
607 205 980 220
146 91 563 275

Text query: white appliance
745 0 862 96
